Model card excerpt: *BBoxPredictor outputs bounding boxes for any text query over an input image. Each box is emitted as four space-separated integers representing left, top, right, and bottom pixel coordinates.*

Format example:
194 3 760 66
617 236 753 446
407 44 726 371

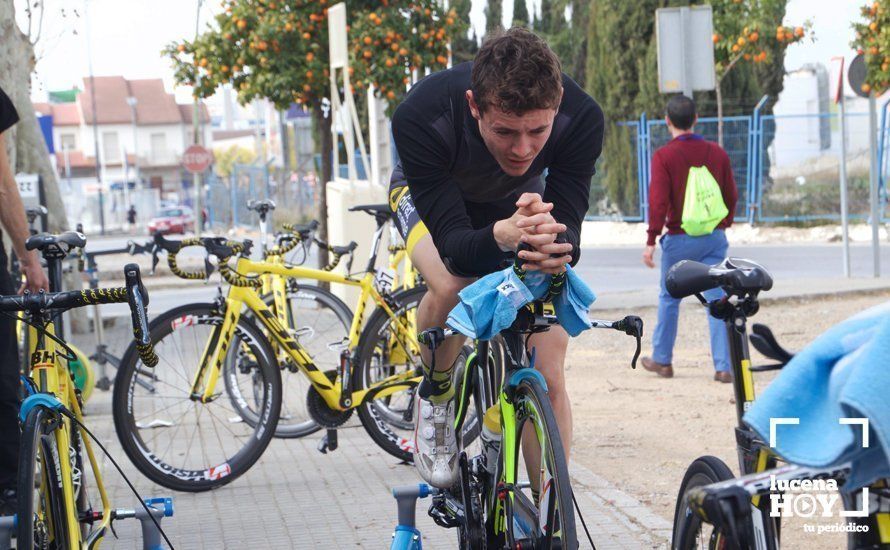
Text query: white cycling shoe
413 394 459 489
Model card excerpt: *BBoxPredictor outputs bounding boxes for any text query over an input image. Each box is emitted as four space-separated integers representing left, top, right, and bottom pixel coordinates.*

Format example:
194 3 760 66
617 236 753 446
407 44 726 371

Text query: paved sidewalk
80 387 667 549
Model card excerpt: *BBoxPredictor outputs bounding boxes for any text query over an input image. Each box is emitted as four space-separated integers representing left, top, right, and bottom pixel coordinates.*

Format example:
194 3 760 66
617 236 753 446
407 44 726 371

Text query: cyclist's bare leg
521 326 571 492
410 234 473 372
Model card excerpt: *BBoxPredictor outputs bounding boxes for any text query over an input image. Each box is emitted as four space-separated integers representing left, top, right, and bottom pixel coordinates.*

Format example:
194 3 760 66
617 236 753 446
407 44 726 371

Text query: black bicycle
667 257 890 549
419 272 643 549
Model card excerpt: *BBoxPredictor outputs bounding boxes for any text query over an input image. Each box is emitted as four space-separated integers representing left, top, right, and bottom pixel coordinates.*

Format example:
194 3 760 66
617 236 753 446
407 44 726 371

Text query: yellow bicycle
111 227 449 492
9 231 172 549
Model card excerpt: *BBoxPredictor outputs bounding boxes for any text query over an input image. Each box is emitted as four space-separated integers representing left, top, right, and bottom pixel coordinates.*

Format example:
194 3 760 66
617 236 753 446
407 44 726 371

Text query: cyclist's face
467 90 561 177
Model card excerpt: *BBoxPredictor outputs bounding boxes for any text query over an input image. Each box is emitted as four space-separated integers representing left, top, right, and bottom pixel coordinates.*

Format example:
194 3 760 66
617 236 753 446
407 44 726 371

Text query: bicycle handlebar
0 263 159 368
150 233 253 283
419 314 644 368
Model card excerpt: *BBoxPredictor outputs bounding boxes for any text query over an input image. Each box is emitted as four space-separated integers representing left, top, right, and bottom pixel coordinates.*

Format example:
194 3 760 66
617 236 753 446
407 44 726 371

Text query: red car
147 206 195 235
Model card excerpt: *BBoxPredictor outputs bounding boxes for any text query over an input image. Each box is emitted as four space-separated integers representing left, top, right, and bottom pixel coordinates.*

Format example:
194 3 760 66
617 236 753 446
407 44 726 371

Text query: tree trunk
0 0 86 332
313 104 332 273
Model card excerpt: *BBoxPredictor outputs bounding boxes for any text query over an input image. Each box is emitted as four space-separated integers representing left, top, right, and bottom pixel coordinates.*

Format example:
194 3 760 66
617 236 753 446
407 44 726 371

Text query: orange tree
163 0 461 249
711 0 811 144
851 1 889 95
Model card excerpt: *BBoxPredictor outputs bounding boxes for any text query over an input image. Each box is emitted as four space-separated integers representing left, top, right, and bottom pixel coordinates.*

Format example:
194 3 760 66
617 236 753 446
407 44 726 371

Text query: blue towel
743 301 890 490
446 265 596 340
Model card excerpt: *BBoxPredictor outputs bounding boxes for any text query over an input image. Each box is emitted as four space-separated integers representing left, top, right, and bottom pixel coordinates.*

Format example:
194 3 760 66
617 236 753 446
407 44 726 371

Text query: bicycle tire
671 455 736 550
112 303 281 492
232 283 352 438
354 285 427 461
499 375 577 549
17 406 73 549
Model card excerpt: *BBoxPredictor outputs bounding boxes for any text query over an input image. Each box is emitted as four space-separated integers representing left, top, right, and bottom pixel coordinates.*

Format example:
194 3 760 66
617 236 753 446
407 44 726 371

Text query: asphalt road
87 237 890 319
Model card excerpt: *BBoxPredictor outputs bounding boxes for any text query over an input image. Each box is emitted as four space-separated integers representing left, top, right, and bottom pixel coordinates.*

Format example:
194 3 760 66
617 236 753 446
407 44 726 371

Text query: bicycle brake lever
150 245 160 275
204 253 216 282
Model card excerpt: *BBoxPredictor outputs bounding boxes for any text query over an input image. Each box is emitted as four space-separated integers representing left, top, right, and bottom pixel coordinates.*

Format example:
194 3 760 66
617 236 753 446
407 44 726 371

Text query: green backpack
680 148 728 236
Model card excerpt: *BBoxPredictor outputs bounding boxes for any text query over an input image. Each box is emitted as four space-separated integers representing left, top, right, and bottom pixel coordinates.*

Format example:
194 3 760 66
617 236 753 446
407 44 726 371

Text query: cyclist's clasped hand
515 193 572 274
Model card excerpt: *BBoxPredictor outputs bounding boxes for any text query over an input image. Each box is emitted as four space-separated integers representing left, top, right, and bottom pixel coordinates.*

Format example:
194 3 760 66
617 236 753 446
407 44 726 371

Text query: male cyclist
390 27 604 488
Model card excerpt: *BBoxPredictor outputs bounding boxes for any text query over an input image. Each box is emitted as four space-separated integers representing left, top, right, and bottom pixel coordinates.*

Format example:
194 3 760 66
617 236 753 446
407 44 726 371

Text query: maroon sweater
646 134 738 246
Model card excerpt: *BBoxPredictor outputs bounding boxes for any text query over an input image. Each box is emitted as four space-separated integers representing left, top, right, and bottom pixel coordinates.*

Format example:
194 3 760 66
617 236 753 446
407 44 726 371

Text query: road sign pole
869 92 881 278
838 92 851 278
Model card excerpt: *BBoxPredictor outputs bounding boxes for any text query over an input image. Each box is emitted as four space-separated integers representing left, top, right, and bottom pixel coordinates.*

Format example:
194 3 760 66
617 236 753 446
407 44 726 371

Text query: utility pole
85 0 105 235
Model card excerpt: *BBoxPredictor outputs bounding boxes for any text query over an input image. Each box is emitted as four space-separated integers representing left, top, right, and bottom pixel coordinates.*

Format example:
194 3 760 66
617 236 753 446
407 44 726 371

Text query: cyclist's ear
466 90 482 121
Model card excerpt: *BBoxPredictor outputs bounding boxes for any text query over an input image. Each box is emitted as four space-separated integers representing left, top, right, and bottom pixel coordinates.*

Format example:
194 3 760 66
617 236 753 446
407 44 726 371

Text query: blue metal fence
595 102 889 224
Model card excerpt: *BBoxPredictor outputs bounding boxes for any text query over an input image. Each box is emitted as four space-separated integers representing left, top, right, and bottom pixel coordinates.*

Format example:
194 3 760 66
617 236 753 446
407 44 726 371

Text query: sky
17 0 865 105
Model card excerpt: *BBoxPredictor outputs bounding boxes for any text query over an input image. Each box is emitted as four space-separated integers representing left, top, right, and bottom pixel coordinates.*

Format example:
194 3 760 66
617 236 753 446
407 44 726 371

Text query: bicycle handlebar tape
665 260 715 299
124 263 159 368
218 264 262 289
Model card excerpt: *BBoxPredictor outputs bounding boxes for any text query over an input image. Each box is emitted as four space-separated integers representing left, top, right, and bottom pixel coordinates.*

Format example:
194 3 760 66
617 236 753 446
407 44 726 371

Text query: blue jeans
652 230 730 372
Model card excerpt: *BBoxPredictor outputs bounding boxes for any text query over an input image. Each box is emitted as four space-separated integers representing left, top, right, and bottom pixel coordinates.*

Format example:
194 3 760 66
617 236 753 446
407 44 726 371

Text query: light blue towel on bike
743 301 890 490
446 265 596 340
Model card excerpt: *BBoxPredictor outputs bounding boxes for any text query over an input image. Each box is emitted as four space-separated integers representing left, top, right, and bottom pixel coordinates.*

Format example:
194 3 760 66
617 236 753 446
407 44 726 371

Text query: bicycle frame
189 256 422 411
26 319 114 548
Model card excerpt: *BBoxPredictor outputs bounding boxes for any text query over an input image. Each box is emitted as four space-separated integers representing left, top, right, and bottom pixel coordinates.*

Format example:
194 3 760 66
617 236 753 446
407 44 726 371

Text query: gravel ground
565 290 890 549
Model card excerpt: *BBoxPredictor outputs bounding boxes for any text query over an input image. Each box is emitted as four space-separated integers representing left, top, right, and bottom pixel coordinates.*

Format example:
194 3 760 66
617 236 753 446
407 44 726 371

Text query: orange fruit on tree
737 36 746 46
364 36 372 44
870 46 880 55
862 83 872 93
870 22 878 31
446 17 454 25
882 62 889 72
744 53 751 60
303 84 312 92
303 32 311 39
436 55 447 64
732 44 740 53
363 49 372 59
285 22 293 32
387 90 396 100
199 57 208 67
385 59 393 67
399 47 408 56
177 44 186 53
306 52 314 62
794 27 804 38
749 31 758 42
221 65 229 73
306 70 313 78
391 43 399 51
712 33 719 44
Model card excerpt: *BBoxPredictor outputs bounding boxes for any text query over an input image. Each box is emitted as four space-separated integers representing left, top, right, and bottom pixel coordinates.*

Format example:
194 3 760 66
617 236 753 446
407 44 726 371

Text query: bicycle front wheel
671 456 736 550
17 406 75 549
112 303 282 492
499 374 577 549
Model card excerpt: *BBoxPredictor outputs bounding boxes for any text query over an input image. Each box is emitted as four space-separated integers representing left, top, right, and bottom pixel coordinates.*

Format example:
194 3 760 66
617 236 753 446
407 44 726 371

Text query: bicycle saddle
666 257 773 299
26 231 87 254
348 203 392 225
247 199 276 214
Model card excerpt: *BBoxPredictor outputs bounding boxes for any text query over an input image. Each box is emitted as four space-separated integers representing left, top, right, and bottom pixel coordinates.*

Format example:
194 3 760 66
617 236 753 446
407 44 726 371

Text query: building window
150 133 167 160
102 132 120 163
59 133 76 151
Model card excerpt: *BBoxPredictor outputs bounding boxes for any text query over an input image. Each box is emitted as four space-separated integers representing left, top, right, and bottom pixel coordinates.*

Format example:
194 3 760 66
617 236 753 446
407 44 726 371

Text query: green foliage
451 0 478 63
213 145 257 177
485 0 503 34
163 0 461 115
851 1 890 94
513 0 530 27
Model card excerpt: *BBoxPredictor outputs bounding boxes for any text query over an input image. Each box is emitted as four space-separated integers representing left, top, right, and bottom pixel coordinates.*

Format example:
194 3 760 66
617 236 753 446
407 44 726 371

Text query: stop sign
182 145 213 174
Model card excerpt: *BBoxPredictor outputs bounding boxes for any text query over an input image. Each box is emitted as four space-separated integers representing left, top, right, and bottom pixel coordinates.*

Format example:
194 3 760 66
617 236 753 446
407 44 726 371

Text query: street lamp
126 96 139 190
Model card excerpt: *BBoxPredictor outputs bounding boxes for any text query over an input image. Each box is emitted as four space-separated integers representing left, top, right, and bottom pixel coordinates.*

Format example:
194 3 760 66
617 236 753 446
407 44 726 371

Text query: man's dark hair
665 94 697 130
471 27 562 115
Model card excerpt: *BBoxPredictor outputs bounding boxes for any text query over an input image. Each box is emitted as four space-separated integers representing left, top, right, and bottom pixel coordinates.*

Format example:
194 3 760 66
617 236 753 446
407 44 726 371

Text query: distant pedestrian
127 204 137 234
640 95 738 383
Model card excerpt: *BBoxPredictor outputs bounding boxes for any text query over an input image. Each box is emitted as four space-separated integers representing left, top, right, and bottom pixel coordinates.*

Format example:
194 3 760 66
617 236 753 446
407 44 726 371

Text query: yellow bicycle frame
189 257 422 411
27 321 113 549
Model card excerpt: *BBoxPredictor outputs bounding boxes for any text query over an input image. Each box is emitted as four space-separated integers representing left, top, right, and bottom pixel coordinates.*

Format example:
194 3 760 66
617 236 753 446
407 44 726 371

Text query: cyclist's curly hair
471 27 563 116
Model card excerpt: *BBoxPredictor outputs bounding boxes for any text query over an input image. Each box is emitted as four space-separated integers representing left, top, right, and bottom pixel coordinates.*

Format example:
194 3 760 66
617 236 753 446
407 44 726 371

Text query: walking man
641 95 738 383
